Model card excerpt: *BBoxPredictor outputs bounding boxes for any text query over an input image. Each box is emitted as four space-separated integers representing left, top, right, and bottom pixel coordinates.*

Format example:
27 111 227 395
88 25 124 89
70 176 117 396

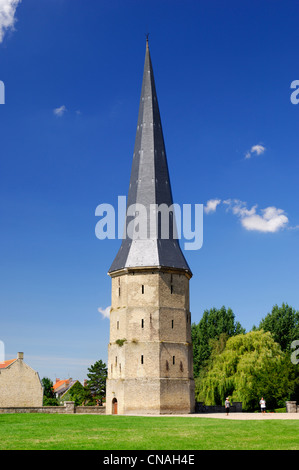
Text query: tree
197 330 295 411
258 303 299 352
41 377 58 406
85 359 107 405
60 381 93 406
191 306 245 377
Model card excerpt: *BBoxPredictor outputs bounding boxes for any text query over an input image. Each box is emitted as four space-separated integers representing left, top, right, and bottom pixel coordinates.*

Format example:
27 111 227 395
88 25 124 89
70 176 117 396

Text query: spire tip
145 33 149 47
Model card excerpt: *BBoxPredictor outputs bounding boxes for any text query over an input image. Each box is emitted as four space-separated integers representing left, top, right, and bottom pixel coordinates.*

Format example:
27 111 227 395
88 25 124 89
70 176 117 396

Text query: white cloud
98 306 111 319
53 105 67 117
224 199 257 218
0 0 22 43
241 207 288 233
245 144 266 159
204 199 221 214
251 145 266 155
224 199 288 233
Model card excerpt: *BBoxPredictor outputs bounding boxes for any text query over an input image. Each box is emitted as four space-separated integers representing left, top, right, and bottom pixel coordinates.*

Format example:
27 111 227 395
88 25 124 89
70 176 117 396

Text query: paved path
121 412 299 420
154 412 299 420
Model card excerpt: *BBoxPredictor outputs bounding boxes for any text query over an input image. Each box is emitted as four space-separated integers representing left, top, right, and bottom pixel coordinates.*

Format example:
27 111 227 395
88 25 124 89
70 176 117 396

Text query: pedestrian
259 397 266 413
225 397 230 415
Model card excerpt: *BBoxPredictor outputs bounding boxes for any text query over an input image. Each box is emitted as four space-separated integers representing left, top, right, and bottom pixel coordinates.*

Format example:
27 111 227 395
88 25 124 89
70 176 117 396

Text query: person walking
225 397 230 416
259 397 266 413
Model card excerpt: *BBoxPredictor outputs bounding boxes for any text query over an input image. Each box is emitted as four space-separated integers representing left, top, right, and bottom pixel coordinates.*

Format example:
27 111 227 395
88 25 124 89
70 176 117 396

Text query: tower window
180 361 184 372
166 360 169 371
173 356 175 365
141 355 144 364
141 319 144 329
142 285 144 294
118 287 121 297
115 356 117 365
117 321 119 330
171 320 174 329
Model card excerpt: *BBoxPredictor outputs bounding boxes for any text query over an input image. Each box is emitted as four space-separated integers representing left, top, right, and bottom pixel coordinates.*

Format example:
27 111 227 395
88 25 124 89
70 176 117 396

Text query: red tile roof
0 359 16 369
53 379 70 391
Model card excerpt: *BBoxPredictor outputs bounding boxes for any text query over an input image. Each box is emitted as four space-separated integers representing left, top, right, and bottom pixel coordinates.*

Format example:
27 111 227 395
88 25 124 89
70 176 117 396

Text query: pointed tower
106 39 195 415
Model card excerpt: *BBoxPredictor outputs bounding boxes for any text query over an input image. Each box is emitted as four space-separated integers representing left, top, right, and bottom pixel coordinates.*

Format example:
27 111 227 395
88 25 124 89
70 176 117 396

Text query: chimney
17 352 24 360
56 378 60 383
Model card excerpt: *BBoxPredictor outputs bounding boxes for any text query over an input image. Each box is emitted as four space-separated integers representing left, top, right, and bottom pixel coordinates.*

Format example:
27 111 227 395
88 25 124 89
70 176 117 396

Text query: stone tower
106 39 195 415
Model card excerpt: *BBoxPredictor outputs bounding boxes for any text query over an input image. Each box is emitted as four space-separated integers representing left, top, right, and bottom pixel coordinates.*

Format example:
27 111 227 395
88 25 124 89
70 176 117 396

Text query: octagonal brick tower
106 39 195 415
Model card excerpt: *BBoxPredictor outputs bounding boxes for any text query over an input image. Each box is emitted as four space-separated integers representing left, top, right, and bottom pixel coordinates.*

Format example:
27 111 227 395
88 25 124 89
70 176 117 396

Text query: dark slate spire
108 40 191 276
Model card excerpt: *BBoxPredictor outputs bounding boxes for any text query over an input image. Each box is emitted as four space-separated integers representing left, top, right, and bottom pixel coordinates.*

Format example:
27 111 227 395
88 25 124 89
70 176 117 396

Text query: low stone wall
195 402 242 413
0 407 60 414
75 406 105 414
286 401 299 413
0 401 106 414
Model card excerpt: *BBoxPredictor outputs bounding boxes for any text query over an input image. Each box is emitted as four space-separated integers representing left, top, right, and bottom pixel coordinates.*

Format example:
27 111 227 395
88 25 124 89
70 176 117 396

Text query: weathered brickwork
0 355 43 407
106 269 195 415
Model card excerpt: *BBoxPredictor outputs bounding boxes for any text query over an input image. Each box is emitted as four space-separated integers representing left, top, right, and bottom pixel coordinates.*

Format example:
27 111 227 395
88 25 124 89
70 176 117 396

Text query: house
0 352 43 407
53 378 80 399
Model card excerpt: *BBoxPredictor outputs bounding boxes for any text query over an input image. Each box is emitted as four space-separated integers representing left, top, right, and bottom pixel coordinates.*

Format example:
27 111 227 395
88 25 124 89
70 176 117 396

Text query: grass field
0 414 299 450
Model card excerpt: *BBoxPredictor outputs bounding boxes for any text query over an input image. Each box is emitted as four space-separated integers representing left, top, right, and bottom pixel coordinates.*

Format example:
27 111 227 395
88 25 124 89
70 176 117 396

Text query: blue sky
0 0 298 382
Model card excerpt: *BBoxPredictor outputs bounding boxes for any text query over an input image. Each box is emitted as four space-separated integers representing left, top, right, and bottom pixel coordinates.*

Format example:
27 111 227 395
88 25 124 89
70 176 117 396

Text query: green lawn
0 414 299 450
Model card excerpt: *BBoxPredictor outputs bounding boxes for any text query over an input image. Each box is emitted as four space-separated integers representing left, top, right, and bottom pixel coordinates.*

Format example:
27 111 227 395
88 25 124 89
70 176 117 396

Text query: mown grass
0 414 299 450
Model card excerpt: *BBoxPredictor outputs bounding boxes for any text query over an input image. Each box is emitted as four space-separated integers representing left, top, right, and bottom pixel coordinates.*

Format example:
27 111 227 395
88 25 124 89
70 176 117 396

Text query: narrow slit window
117 321 119 330
171 320 174 329
118 287 121 297
173 356 175 365
115 356 117 365
141 355 144 364
142 285 144 294
141 319 144 329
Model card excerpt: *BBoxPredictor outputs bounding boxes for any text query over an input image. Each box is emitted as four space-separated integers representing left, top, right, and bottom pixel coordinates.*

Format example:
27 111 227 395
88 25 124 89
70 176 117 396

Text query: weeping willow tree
197 330 296 411
191 306 245 378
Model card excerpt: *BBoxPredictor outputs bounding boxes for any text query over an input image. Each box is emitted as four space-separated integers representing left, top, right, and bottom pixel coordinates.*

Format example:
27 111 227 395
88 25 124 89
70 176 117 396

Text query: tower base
106 377 195 415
